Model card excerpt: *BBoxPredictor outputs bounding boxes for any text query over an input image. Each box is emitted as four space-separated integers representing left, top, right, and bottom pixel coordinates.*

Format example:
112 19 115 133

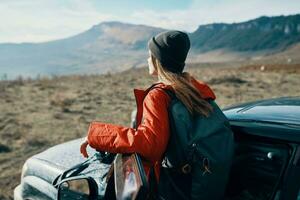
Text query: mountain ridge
0 13 299 79
190 14 300 52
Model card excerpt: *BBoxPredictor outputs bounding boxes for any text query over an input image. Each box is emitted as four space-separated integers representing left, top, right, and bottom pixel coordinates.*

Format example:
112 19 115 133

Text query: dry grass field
0 63 299 199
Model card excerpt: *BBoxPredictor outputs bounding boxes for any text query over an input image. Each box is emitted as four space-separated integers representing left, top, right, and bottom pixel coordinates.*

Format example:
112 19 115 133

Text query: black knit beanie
148 30 190 73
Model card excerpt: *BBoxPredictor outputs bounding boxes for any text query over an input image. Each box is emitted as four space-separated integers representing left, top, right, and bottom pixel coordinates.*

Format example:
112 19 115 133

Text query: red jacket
87 78 216 181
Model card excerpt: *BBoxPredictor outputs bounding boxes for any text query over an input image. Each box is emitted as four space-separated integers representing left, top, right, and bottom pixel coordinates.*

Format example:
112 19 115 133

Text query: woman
80 30 225 198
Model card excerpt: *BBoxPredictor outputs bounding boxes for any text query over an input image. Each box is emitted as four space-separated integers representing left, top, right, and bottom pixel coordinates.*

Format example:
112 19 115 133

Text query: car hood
22 137 109 185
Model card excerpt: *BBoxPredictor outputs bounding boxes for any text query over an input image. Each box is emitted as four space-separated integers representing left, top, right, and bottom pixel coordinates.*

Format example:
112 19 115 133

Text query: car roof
223 96 300 126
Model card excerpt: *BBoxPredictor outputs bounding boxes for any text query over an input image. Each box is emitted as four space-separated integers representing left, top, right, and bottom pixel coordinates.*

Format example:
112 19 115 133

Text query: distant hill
190 14 300 52
0 22 165 79
0 14 299 79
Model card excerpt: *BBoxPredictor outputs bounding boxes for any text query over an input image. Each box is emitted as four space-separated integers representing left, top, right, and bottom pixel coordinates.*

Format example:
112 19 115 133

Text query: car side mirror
57 176 98 200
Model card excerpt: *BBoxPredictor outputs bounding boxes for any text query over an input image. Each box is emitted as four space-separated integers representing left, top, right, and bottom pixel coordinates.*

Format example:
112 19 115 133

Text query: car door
276 145 300 200
225 131 292 200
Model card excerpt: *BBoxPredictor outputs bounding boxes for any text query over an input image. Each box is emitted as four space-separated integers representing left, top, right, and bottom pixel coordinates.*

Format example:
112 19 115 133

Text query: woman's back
81 30 234 200
154 81 234 200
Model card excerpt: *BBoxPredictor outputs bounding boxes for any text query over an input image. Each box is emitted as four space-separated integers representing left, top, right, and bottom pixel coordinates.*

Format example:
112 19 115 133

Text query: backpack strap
144 82 163 95
147 86 193 171
146 84 177 101
159 88 176 100
52 151 115 188
52 152 100 187
143 84 180 199
147 86 193 199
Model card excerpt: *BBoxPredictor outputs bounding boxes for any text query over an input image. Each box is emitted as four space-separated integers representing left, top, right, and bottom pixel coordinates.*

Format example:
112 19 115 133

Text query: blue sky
1 0 299 43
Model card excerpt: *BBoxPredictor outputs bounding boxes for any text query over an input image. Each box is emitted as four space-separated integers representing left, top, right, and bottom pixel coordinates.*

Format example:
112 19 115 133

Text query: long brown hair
151 54 213 117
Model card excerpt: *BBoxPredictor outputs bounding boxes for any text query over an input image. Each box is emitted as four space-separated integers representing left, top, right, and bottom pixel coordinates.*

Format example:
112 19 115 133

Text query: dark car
14 97 300 200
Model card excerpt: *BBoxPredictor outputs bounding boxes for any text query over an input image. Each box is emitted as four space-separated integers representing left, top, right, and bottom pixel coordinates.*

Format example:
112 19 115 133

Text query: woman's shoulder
145 82 172 103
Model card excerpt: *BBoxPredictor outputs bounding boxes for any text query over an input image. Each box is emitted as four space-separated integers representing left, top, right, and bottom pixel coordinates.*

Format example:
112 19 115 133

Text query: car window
225 138 291 200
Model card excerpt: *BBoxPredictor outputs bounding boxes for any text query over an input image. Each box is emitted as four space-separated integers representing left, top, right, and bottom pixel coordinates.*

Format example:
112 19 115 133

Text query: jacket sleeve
87 89 171 162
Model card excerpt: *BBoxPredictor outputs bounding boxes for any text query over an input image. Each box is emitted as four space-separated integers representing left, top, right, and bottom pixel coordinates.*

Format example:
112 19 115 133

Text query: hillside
190 14 300 52
0 63 300 200
0 14 300 79
0 22 165 79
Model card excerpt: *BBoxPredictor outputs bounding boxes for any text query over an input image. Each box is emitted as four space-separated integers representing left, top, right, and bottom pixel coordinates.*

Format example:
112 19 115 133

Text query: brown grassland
0 63 300 199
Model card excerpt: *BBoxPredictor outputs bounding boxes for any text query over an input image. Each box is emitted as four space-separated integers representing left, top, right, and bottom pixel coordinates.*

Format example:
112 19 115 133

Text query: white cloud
0 0 299 43
0 0 116 43
128 0 300 32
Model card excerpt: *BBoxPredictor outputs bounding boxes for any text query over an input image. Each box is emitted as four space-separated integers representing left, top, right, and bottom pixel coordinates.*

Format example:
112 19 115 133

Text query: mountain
0 14 299 79
190 14 300 52
0 21 165 79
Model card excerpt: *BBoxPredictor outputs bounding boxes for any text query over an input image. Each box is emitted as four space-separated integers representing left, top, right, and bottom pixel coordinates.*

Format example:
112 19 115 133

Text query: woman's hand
80 138 89 158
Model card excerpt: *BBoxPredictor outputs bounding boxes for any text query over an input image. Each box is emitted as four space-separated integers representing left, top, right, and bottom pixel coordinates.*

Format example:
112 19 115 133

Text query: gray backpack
156 88 235 200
